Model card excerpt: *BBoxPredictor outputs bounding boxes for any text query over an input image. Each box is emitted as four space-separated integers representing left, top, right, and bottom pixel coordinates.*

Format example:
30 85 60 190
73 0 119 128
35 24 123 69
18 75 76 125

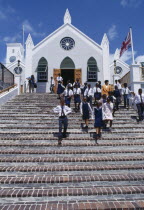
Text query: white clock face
9 56 16 63
116 66 122 74
60 37 75 50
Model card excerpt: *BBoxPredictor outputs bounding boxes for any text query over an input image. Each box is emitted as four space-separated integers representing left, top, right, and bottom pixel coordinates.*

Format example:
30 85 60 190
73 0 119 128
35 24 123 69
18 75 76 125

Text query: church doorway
53 69 82 93
61 69 74 86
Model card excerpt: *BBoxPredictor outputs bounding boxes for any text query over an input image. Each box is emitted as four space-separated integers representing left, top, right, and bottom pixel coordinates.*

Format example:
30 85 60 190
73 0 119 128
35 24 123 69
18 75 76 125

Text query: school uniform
122 87 131 108
64 89 73 106
73 82 80 88
57 84 65 95
113 89 121 110
94 107 103 128
102 85 111 96
56 76 63 82
82 85 87 96
73 88 81 103
80 102 93 120
102 102 113 121
134 94 144 121
93 87 101 100
84 88 93 107
53 105 72 137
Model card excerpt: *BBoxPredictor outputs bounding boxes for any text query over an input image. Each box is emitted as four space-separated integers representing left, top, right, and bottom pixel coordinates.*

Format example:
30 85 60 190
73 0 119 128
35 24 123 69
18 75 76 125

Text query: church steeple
25 34 34 49
64 9 71 24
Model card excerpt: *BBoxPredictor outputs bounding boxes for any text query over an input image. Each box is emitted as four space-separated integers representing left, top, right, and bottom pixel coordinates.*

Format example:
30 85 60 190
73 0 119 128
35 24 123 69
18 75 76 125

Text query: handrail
0 84 17 95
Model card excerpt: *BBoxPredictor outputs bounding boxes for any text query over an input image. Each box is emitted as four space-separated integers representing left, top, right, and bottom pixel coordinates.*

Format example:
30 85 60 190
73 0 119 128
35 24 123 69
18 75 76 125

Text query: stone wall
0 86 18 106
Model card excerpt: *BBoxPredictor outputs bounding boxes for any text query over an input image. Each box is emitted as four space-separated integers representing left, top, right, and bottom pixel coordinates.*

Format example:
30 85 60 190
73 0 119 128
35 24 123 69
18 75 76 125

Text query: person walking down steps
94 102 103 141
80 97 93 130
53 98 72 146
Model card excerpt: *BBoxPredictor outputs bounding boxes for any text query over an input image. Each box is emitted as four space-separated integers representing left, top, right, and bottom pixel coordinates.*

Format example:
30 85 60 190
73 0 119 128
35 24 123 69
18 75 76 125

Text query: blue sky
0 0 144 64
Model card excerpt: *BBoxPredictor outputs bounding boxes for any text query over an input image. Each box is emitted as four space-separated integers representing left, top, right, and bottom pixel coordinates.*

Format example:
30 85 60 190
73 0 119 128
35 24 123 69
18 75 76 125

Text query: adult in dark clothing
27 75 35 93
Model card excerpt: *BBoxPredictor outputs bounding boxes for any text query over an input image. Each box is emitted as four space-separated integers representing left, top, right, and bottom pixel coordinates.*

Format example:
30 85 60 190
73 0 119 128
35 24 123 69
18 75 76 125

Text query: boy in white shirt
84 84 93 108
63 85 73 107
134 88 144 121
53 99 72 145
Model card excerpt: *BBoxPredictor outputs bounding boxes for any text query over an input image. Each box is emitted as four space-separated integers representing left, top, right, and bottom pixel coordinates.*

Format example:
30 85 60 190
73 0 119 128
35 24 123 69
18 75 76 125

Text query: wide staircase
0 93 144 209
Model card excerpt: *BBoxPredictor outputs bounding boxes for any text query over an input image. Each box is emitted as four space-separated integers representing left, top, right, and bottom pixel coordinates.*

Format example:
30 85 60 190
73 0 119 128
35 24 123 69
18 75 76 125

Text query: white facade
5 9 133 93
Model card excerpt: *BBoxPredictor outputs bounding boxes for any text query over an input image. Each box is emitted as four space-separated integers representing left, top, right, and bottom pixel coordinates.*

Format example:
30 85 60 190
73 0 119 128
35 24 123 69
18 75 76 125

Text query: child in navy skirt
94 102 103 140
80 97 93 129
57 81 65 99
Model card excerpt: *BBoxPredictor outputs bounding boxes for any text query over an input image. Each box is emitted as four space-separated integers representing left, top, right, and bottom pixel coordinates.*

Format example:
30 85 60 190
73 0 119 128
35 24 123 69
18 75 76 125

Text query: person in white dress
102 97 113 130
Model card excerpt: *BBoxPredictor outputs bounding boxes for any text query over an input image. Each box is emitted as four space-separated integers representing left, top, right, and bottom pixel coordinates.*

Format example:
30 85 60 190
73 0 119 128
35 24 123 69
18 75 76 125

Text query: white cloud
121 0 142 8
110 50 137 64
0 5 15 20
120 50 137 63
107 25 118 41
23 20 46 37
135 55 144 63
3 34 21 43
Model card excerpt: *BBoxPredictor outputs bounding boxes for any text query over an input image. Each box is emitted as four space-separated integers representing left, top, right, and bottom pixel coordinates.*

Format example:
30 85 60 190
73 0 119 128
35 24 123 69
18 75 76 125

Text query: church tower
6 43 24 66
25 34 34 79
101 33 110 82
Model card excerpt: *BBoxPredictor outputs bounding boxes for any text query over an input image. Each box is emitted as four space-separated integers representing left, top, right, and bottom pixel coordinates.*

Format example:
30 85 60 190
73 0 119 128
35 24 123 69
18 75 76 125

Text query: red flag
120 31 131 57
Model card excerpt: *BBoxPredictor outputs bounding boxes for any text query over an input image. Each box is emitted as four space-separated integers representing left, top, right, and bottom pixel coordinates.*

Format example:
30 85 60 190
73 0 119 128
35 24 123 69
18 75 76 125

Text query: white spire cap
114 48 120 60
64 9 71 24
25 34 34 48
101 33 109 47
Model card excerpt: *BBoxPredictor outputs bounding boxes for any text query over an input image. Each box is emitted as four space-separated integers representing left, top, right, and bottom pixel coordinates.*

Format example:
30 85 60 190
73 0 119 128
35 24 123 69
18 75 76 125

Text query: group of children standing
53 76 144 145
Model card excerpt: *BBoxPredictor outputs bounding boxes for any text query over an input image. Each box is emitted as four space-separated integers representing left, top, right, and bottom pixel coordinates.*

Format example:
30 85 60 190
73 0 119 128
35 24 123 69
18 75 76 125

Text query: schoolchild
73 84 81 111
113 85 121 110
94 102 103 140
82 82 88 96
53 98 72 145
57 81 65 99
73 78 81 88
93 83 101 104
102 97 113 130
63 85 73 107
80 97 93 129
84 84 93 107
122 83 131 109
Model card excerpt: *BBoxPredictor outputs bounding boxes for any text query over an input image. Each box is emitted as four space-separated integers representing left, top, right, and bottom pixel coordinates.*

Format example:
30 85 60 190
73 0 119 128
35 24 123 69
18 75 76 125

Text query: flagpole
22 25 25 50
130 27 135 64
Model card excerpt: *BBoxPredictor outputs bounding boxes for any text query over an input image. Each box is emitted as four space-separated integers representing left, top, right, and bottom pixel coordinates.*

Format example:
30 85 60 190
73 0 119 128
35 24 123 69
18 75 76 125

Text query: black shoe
62 133 67 138
84 126 88 129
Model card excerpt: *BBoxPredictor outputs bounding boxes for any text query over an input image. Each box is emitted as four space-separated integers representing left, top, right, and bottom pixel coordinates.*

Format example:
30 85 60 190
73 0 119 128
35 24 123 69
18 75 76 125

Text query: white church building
5 9 132 93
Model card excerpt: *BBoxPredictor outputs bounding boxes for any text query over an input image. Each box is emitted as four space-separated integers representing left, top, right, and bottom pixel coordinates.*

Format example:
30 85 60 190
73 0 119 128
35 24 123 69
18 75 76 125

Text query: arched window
37 57 48 82
60 57 75 69
87 57 98 82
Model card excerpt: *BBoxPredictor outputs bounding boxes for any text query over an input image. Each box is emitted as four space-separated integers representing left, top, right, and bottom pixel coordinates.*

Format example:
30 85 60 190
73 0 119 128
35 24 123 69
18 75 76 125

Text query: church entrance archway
60 57 75 86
